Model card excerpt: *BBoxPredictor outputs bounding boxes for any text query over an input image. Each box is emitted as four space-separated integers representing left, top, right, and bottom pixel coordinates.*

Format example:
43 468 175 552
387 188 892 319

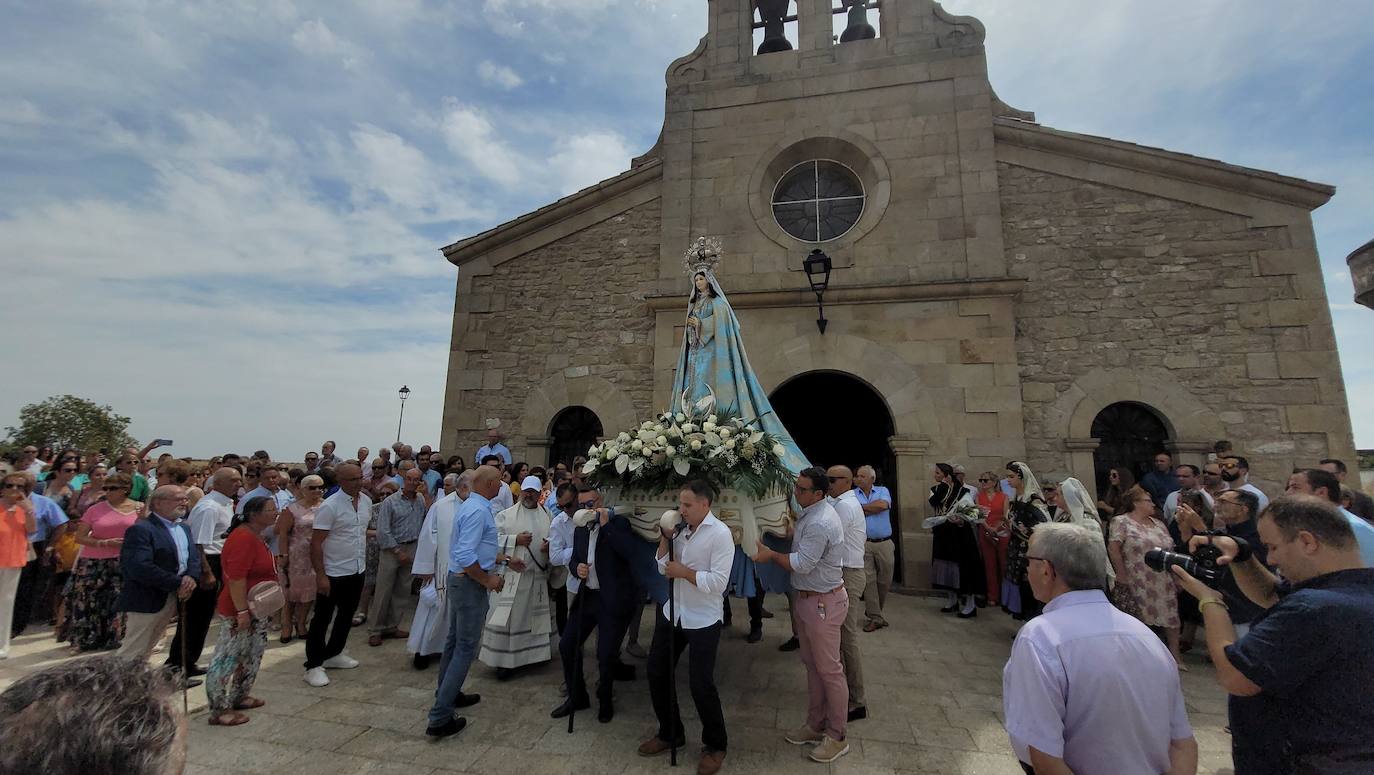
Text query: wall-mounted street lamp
803 249 833 335
396 385 411 443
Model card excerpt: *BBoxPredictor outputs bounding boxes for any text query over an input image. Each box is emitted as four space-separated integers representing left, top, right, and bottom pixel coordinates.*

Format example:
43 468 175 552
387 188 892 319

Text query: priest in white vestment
479 476 553 676
408 472 469 668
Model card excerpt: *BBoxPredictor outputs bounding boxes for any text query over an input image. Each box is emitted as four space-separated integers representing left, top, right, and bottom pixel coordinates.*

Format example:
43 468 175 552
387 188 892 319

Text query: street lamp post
803 249 833 335
396 385 410 444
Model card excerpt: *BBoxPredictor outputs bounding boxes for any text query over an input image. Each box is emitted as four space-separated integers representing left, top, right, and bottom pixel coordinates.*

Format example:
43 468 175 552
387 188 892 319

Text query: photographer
1204 489 1269 636
1171 495 1374 774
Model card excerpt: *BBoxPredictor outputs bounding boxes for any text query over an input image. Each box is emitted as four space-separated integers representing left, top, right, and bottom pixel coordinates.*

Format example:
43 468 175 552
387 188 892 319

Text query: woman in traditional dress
1108 484 1184 667
274 474 323 644
1002 461 1050 620
929 463 983 618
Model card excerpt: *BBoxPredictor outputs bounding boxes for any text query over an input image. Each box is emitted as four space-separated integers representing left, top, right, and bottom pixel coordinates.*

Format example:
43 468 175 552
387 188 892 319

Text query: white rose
641 421 654 430
665 445 676 457
725 438 736 450
718 427 731 439
641 446 652 457
631 439 644 451
682 423 695 433
690 440 702 451
675 413 686 423
656 435 667 446
708 415 718 425
653 424 664 434
703 422 717 433
617 432 631 444
772 443 786 457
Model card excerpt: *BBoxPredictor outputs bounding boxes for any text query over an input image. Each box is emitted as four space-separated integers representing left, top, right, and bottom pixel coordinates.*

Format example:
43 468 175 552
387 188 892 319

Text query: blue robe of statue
671 271 809 596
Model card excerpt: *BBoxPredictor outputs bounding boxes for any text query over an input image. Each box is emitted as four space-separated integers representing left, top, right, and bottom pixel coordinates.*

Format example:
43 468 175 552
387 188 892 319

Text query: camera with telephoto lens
1144 542 1227 587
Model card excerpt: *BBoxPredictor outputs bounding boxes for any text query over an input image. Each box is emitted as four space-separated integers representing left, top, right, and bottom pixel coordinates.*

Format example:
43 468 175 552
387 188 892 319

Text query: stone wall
442 199 662 461
1001 162 1355 491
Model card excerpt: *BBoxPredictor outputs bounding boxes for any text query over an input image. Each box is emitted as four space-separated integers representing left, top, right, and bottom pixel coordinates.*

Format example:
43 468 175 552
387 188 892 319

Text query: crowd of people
2 433 1373 774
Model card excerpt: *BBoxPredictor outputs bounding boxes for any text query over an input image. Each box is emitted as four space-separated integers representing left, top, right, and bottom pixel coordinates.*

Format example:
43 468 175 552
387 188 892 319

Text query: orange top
0 503 33 568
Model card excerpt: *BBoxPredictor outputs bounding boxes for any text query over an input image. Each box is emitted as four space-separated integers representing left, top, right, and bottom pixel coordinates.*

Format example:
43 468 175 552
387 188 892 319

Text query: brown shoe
809 736 850 763
638 735 685 757
367 634 383 647
784 723 824 745
697 748 725 775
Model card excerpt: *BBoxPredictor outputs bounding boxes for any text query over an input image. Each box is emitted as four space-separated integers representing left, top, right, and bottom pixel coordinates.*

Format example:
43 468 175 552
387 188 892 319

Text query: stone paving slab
1 592 1235 774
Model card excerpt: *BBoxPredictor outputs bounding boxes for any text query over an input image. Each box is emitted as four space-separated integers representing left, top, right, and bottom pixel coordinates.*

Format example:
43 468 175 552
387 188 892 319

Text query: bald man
304 463 374 687
827 466 868 721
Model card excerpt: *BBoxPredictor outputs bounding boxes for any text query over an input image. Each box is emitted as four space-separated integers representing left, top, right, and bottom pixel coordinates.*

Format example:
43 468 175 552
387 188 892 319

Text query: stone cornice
646 278 1025 312
994 119 1335 211
441 159 663 267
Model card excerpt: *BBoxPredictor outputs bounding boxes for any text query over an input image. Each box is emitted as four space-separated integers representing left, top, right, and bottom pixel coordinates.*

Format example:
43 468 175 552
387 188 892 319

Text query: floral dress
1109 514 1180 628
284 501 319 603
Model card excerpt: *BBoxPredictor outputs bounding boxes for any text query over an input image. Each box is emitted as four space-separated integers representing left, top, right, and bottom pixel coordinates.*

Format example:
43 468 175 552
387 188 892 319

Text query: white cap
520 476 542 492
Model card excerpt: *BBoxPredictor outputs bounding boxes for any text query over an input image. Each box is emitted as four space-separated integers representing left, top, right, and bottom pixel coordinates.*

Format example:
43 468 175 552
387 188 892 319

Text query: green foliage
4 394 138 454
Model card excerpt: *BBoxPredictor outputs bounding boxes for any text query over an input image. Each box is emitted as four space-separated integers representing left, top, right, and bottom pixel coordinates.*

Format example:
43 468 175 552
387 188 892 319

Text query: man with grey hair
1003 522 1197 775
854 465 894 632
0 655 189 774
410 469 472 669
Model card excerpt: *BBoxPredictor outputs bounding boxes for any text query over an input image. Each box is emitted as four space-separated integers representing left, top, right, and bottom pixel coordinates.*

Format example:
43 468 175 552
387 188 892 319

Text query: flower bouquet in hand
922 500 988 530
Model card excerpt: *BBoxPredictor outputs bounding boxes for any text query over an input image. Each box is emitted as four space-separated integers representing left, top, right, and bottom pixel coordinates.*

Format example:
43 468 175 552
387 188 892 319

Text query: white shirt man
304 464 373 686
639 483 735 773
1003 522 1197 774
826 465 868 720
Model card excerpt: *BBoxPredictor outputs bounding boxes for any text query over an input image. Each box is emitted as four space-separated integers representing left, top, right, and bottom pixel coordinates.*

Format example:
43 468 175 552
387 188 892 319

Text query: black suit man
551 486 640 723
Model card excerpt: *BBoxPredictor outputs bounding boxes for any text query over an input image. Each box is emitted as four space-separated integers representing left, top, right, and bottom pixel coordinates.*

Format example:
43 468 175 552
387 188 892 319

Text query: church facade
440 0 1357 585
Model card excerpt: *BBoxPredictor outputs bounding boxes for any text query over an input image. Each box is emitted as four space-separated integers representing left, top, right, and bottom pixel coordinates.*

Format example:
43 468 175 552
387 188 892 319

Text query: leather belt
797 585 844 599
866 536 892 543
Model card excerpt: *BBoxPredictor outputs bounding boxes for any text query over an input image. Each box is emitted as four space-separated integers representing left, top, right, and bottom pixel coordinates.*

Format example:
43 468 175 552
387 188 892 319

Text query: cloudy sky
2 0 1371 459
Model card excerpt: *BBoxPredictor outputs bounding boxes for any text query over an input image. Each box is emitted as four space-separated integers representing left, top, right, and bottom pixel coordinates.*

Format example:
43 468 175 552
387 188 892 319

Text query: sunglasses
577 500 597 509
2 482 23 490
977 478 991 483
304 485 322 490
827 476 849 482
60 467 77 473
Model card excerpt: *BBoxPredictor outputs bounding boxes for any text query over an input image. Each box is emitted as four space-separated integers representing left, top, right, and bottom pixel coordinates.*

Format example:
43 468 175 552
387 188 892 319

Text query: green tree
4 394 139 454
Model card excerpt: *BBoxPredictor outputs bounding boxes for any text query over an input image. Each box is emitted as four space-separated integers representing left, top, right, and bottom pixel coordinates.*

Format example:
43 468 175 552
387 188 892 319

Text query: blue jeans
427 572 489 726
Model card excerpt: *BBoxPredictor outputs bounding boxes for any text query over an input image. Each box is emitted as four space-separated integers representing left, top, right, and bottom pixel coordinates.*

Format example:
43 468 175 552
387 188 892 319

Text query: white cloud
440 102 526 187
291 18 367 71
547 130 633 195
479 60 524 90
0 98 43 125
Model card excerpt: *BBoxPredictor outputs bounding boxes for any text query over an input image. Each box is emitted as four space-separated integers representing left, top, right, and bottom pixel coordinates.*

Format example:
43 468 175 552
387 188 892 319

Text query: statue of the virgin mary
671 237 809 475
671 237 807 603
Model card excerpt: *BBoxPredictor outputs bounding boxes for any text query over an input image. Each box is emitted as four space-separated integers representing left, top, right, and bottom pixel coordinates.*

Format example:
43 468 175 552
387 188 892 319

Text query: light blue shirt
422 468 442 495
450 491 498 572
155 513 189 575
237 485 293 515
855 485 893 539
475 443 512 465
1340 507 1374 567
28 493 69 543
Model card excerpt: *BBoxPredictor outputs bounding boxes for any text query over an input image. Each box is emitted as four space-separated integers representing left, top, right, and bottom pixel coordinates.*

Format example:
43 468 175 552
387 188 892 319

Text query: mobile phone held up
156 438 174 447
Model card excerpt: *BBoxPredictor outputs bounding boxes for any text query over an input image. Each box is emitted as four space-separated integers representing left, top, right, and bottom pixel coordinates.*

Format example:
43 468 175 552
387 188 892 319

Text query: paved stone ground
1 592 1235 774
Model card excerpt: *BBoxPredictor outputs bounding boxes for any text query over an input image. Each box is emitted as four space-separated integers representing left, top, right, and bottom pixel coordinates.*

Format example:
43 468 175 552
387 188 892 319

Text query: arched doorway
548 406 604 469
770 370 901 580
1091 402 1171 495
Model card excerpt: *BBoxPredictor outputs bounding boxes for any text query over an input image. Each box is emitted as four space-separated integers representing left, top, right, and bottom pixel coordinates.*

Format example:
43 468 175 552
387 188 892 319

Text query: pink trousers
794 586 849 740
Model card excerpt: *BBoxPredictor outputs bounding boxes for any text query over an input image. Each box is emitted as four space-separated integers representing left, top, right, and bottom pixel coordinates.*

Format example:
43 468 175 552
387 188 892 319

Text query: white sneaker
323 654 359 669
304 667 330 687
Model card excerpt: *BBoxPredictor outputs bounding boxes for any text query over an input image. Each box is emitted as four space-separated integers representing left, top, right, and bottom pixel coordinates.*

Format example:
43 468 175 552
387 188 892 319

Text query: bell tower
649 0 1032 284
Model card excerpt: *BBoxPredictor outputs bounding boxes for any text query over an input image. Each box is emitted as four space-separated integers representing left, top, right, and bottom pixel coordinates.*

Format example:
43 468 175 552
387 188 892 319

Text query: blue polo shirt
855 485 892 540
1224 568 1374 774
27 493 69 543
450 491 497 572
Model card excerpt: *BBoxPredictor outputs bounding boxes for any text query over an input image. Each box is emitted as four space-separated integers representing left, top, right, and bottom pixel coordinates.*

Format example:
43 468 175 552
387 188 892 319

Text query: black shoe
722 604 732 627
178 676 203 689
454 692 481 708
426 716 467 739
613 662 636 681
495 667 513 681
598 702 614 723
760 607 775 619
957 608 977 619
185 665 207 677
550 696 592 718
778 636 800 652
746 626 763 644
413 653 432 670
847 706 867 722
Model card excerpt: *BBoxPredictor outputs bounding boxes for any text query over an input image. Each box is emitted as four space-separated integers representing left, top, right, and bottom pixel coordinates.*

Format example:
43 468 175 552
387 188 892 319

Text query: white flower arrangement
921 500 990 530
584 408 793 499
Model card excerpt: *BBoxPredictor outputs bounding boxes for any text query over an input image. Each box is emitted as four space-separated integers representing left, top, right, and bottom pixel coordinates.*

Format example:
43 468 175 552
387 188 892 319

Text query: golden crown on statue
682 235 723 276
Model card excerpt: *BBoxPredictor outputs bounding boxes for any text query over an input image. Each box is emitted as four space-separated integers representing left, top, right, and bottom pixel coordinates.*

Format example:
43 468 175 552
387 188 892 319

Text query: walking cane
660 511 685 768
178 595 189 714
